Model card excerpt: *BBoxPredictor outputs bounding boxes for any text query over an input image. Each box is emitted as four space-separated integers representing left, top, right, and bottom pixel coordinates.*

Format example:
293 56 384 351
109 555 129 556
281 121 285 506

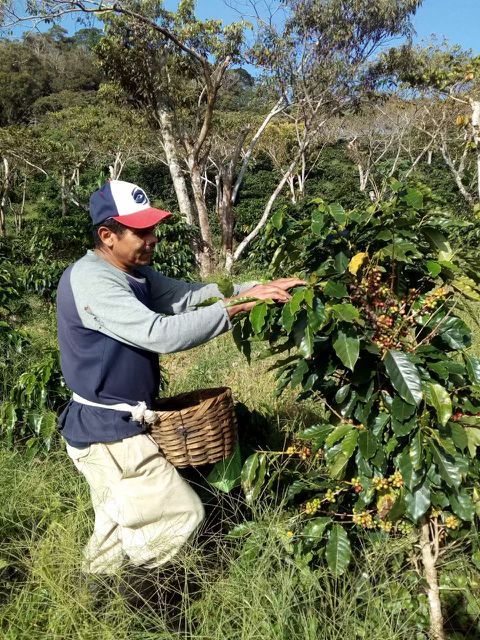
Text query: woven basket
149 387 237 468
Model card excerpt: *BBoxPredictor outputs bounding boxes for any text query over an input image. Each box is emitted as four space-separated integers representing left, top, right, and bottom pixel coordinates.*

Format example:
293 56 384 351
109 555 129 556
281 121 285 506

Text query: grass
1 296 480 638
0 449 435 640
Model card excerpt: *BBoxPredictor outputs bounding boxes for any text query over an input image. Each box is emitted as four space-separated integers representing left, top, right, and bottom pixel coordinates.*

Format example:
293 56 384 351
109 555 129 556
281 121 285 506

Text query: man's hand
224 277 306 318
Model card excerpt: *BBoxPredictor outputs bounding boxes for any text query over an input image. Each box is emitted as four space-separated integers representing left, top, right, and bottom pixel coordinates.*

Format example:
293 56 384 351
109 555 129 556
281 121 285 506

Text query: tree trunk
0 157 10 237
157 107 195 225
232 97 286 204
287 175 297 203
420 518 445 640
190 161 213 275
14 175 27 232
218 169 235 267
470 99 480 202
230 151 302 271
440 144 474 206
358 164 369 192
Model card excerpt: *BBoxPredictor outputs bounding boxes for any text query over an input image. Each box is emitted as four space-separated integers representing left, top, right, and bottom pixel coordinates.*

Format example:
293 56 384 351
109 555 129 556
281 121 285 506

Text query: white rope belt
72 393 157 425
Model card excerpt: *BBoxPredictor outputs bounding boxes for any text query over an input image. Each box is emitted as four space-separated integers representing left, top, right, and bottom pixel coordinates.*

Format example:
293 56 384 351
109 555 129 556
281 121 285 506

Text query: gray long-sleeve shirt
57 250 247 447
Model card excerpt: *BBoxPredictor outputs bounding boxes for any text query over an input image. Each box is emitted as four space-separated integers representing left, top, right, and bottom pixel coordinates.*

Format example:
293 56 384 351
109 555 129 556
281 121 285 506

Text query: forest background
2 1 480 639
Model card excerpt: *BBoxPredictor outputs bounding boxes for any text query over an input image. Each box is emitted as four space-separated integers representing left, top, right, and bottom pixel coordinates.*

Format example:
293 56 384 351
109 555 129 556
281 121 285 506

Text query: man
57 179 303 577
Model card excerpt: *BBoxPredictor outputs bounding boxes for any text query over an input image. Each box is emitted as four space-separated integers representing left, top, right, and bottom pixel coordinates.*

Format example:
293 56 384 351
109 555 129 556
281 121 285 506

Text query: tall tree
93 1 246 274
231 0 424 268
377 42 480 207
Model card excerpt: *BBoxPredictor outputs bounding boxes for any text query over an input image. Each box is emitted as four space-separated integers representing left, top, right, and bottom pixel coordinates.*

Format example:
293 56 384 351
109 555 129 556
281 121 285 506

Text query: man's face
103 225 159 272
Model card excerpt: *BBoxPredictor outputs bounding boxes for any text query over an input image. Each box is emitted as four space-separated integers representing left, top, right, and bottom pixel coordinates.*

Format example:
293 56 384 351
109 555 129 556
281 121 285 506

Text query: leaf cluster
232 182 480 573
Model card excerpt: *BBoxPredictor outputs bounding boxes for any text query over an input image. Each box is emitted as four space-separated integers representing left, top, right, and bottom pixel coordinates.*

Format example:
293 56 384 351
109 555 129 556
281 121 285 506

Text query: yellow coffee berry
389 471 404 488
353 511 374 529
305 498 321 515
372 477 389 491
378 520 393 533
445 515 460 530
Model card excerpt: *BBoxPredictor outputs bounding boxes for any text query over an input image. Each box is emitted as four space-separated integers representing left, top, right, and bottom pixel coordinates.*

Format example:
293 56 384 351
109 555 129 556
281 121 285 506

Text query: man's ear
97 226 116 248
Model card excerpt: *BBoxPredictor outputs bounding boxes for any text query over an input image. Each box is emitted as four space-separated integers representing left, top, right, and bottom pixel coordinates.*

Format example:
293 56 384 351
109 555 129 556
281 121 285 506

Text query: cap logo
132 187 148 205
90 180 171 228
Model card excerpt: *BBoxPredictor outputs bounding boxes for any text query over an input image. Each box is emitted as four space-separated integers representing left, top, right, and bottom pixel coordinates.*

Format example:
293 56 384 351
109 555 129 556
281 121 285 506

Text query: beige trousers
66 433 205 575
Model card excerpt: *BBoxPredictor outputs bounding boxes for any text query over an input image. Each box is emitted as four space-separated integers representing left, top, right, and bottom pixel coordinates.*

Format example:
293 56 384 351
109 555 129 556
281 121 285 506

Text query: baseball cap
90 180 172 229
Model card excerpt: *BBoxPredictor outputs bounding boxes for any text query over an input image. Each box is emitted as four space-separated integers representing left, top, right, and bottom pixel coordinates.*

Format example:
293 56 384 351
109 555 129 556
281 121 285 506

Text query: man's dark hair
92 218 127 248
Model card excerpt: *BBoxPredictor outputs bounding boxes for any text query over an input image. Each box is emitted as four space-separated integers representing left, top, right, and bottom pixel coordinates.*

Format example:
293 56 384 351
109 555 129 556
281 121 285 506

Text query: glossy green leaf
403 188 423 210
410 430 423 470
405 481 431 522
372 412 390 437
226 522 257 539
216 277 234 298
281 301 295 333
426 383 452 426
437 317 471 350
324 281 348 299
290 359 309 387
302 517 332 540
392 417 416 437
464 353 480 385
397 447 423 490
334 251 349 273
426 261 441 278
326 524 351 576
311 210 325 235
466 427 480 457
422 227 452 258
333 329 360 371
290 288 306 315
391 396 416 422
249 302 268 334
304 288 314 308
450 423 468 452
384 350 422 406
307 300 326 331
386 489 406 522
298 324 314 358
449 490 474 522
328 203 347 224
297 424 332 444
428 362 449 381
358 430 378 460
341 429 359 458
207 444 242 493
241 453 266 503
335 384 351 404
326 424 353 448
331 304 360 323
431 443 461 489
328 453 349 479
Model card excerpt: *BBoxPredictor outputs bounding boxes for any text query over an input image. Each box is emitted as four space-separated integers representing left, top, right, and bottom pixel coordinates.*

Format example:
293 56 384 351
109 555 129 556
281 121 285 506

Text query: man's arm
223 279 306 318
140 269 255 314
71 261 233 354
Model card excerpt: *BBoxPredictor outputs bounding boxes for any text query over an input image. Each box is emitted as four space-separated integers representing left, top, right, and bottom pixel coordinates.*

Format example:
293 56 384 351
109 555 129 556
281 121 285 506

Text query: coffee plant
1 260 68 455
231 182 480 640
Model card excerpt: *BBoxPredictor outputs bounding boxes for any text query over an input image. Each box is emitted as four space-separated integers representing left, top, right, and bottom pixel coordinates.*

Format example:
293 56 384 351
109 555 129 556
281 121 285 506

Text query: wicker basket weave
149 387 237 468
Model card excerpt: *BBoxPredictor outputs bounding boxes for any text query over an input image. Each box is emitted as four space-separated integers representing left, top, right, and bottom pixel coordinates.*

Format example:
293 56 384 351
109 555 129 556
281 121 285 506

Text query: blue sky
166 0 480 54
412 0 480 53
7 0 480 55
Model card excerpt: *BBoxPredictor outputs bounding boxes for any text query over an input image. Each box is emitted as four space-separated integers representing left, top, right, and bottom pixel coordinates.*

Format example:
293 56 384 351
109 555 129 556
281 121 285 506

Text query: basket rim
153 386 232 415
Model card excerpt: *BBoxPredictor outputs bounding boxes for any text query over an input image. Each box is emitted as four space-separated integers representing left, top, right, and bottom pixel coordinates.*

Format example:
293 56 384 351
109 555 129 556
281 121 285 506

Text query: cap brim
110 207 172 229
